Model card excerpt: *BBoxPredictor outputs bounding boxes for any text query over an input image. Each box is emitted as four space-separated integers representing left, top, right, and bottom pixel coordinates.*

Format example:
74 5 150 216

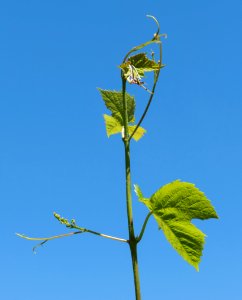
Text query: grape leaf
120 53 163 78
103 114 123 137
135 180 218 270
103 115 146 141
98 89 135 124
128 125 146 141
128 53 161 76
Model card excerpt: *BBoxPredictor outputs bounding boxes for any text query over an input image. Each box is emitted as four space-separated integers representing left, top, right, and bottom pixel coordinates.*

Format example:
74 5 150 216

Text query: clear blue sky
1 1 242 299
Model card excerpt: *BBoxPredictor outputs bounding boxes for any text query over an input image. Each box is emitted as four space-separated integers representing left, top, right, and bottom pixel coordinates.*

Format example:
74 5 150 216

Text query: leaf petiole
136 211 153 243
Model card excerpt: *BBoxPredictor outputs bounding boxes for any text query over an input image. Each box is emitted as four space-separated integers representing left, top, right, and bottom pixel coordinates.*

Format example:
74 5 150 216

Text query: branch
16 213 129 252
53 212 128 243
16 228 128 252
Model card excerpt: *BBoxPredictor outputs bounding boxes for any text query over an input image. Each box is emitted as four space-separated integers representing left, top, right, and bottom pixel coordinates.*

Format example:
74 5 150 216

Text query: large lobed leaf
135 180 218 270
98 89 135 124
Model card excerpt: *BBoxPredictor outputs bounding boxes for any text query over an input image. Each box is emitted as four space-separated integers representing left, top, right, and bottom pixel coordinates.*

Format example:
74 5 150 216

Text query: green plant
17 16 218 300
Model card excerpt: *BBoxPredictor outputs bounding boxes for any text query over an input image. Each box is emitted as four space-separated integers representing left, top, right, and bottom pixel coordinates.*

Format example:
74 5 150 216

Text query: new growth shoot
17 15 218 300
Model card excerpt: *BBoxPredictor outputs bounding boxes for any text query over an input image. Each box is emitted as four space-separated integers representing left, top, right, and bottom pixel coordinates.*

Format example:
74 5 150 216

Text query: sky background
1 1 242 299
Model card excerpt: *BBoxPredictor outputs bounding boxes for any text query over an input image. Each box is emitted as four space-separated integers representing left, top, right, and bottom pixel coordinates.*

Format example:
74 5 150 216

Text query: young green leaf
103 114 122 137
128 125 146 141
138 180 218 270
103 115 146 141
120 53 162 78
98 89 135 124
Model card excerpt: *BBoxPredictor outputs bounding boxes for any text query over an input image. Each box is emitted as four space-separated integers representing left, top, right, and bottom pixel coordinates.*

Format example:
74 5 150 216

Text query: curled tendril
146 15 160 37
122 15 163 64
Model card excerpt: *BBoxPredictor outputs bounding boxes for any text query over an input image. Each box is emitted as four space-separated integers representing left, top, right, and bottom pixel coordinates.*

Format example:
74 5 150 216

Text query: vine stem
122 75 141 300
121 18 163 300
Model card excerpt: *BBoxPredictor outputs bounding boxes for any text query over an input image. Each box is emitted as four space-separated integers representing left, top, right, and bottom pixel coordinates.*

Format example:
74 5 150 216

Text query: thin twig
16 231 82 241
16 228 128 245
84 229 128 243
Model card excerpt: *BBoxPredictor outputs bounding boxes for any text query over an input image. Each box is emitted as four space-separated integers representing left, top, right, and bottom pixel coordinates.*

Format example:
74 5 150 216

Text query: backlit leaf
137 180 218 270
128 125 146 141
98 89 135 124
120 53 163 78
103 114 122 137
103 115 145 141
128 53 161 76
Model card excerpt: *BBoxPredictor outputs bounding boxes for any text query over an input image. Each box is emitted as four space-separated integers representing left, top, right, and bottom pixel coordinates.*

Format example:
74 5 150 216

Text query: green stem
128 78 157 141
120 16 164 299
82 228 128 243
136 211 153 243
122 75 141 300
129 242 141 300
129 42 163 141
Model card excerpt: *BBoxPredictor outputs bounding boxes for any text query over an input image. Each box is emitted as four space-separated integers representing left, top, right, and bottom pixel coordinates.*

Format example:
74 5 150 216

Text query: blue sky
1 0 242 299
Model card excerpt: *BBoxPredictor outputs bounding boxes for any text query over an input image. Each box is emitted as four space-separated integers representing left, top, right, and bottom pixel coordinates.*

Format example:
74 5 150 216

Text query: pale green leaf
120 53 163 78
159 219 205 270
98 89 135 124
150 181 218 220
128 125 146 141
103 115 146 141
128 53 161 77
103 114 122 137
139 180 218 270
